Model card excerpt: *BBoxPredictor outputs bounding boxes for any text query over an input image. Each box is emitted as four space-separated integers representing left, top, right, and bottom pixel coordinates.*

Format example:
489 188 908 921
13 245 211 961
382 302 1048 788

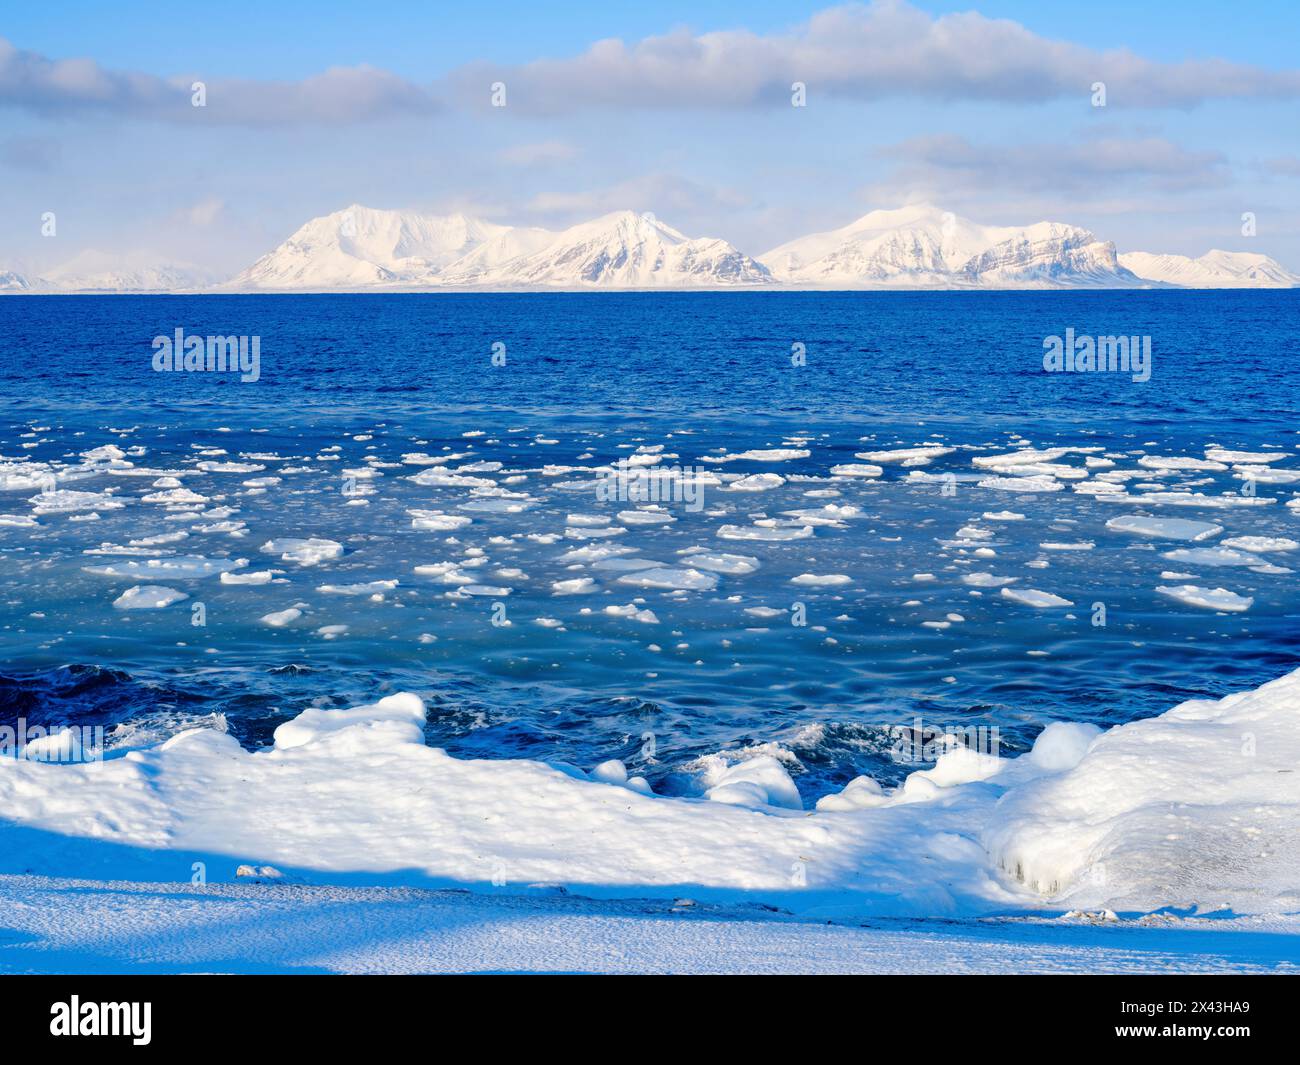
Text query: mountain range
4 203 1297 292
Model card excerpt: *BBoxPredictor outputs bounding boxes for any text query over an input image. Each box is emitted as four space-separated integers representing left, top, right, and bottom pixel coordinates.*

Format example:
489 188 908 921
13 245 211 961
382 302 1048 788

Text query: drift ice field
1 290 1298 972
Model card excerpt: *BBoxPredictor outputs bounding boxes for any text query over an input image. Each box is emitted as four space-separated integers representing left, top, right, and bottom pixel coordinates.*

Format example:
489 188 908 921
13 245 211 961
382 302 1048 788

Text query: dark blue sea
2 291 1297 802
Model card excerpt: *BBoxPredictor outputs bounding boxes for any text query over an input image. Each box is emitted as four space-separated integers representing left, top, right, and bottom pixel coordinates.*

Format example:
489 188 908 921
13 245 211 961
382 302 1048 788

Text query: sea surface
1 291 1297 802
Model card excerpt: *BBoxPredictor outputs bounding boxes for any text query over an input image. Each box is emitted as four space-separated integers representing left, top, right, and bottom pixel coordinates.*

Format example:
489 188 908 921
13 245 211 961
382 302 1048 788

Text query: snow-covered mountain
439 211 771 288
0 270 31 292
1118 250 1300 289
227 205 511 289
760 204 1142 288
228 207 771 289
5 202 1296 292
37 251 212 293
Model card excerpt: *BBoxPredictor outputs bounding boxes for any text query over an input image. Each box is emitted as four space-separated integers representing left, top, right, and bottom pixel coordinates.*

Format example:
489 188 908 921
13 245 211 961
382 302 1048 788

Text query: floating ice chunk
972 448 1069 468
261 538 343 566
552 577 598 595
1162 547 1261 568
141 487 209 505
1221 536 1298 553
260 607 302 627
455 585 511 597
318 580 399 596
617 508 675 525
743 606 785 618
1118 491 1276 509
1205 448 1282 464
962 573 1018 588
829 463 883 478
557 544 636 563
700 449 809 463
729 473 785 491
196 460 264 473
316 624 349 639
1001 587 1073 608
717 524 813 542
617 567 717 591
591 556 661 572
81 444 127 462
782 504 863 524
977 475 1063 493
565 525 626 539
983 511 1025 521
221 570 278 585
1137 455 1227 471
112 585 188 610
1072 481 1127 496
86 556 247 579
679 551 760 575
413 562 473 584
566 513 611 527
31 489 125 514
460 498 537 514
1155 585 1252 612
408 509 472 532
1233 465 1300 485
983 462 1088 480
1105 515 1223 541
407 469 496 488
1040 541 1094 551
401 453 463 466
604 604 659 624
856 446 954 465
790 573 851 587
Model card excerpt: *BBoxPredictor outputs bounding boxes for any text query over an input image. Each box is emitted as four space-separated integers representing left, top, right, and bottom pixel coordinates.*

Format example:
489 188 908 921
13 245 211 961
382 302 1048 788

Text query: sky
1 0 1298 277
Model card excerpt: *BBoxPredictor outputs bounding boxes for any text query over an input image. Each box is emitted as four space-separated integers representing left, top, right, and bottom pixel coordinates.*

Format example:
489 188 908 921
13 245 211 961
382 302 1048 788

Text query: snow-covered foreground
2 873 1296 974
2 666 1298 973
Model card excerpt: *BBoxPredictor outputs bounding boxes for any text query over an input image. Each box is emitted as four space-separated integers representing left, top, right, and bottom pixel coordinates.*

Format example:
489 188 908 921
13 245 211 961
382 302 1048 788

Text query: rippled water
1 292 1297 802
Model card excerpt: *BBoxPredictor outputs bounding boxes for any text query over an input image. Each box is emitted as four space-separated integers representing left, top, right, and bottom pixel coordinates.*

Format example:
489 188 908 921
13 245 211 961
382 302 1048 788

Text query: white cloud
872 133 1230 199
450 1 1300 113
0 38 438 124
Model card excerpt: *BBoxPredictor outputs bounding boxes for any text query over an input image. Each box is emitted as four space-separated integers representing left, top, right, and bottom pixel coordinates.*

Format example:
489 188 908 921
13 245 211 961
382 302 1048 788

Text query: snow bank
2 669 1298 919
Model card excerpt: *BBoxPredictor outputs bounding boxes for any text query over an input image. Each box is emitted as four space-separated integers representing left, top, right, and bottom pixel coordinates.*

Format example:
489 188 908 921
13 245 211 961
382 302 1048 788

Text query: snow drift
2 666 1297 919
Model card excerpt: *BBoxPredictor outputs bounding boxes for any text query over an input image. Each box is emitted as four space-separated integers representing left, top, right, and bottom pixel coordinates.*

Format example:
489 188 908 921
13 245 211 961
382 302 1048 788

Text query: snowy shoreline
2 665 1297 971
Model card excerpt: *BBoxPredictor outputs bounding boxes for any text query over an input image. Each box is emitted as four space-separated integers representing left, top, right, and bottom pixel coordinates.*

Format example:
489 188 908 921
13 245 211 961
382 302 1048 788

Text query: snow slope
760 204 1141 288
228 205 511 289
443 211 772 288
225 207 770 289
37 250 212 293
1119 250 1300 288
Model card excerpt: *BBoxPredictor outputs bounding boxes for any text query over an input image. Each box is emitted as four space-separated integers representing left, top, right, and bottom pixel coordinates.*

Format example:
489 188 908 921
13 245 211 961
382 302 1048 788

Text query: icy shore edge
2 667 1298 921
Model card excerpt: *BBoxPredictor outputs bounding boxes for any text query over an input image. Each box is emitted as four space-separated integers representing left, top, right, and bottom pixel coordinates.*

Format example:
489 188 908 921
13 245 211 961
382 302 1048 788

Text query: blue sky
2 1 1297 275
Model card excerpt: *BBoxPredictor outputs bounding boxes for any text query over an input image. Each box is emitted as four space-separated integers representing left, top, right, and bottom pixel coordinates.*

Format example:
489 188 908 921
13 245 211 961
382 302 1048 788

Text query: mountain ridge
4 203 1298 292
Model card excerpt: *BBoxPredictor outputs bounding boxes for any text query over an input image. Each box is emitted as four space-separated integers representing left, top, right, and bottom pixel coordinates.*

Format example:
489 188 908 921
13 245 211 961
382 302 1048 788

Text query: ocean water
1 291 1297 802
